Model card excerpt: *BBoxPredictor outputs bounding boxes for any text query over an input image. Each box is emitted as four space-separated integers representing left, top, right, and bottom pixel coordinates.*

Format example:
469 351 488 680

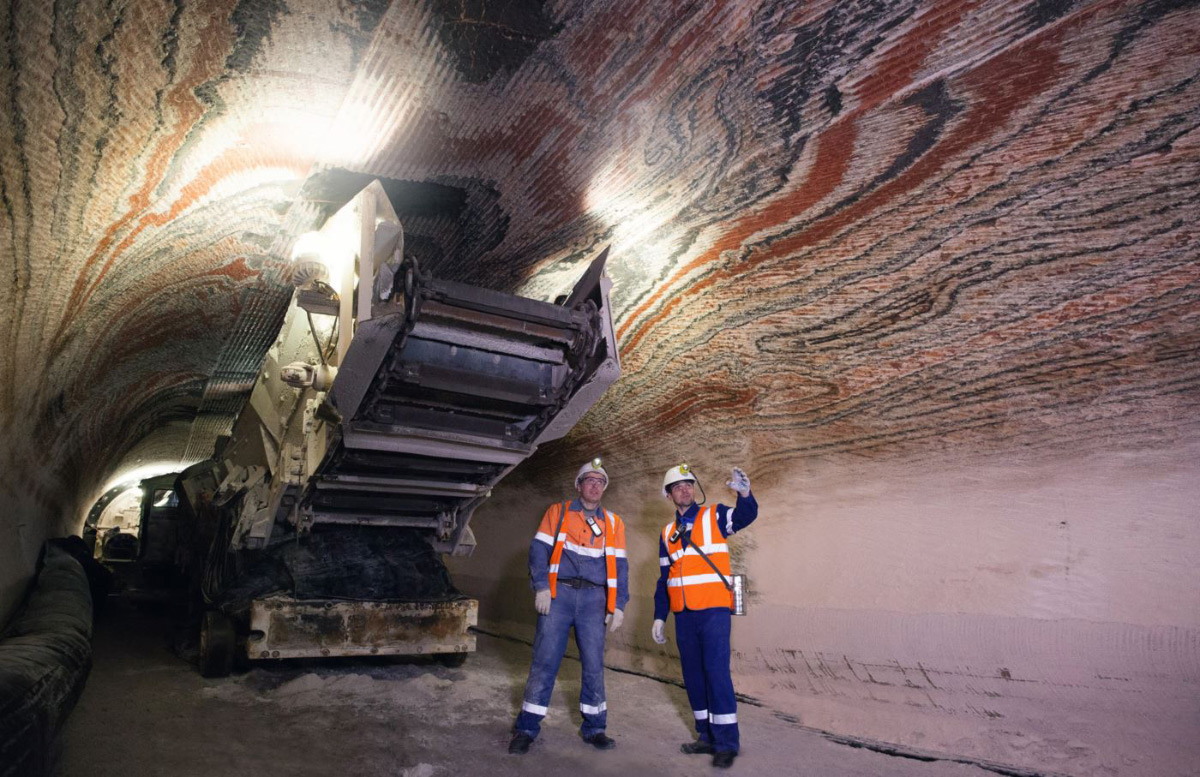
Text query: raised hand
726 467 750 496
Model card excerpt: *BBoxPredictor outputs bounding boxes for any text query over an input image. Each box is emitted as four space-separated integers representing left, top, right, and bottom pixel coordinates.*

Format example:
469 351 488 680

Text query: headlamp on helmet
576 457 609 486
662 463 697 496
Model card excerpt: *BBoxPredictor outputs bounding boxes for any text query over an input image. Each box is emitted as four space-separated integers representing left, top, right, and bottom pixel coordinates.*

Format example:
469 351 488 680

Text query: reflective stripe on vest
662 505 733 612
547 505 620 614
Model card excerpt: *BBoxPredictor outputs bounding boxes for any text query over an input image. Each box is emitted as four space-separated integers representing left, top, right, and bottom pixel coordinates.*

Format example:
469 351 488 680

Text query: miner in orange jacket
508 458 629 755
652 463 758 769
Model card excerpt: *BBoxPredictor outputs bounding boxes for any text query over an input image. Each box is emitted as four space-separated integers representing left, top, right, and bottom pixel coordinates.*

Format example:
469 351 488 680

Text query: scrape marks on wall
734 607 1200 775
1 0 1199 773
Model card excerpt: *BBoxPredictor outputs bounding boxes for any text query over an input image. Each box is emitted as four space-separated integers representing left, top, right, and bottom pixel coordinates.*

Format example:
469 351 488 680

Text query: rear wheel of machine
437 652 467 668
199 610 235 678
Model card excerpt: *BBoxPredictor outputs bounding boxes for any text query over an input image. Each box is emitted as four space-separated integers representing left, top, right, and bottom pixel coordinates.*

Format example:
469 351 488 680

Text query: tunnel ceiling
1 0 1198 516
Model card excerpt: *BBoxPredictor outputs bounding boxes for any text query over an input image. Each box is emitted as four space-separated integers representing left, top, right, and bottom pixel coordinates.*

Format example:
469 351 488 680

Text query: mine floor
55 601 995 777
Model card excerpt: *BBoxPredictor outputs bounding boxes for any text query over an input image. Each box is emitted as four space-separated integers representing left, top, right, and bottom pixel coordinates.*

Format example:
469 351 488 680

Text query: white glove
651 619 666 644
605 609 624 632
534 588 552 615
727 467 750 497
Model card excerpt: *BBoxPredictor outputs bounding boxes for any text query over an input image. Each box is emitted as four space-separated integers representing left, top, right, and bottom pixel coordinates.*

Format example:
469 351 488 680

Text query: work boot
582 731 616 750
508 732 534 755
713 750 737 768
680 739 715 755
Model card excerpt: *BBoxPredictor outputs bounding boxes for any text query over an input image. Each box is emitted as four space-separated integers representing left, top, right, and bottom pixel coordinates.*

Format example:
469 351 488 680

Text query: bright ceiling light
288 203 361 285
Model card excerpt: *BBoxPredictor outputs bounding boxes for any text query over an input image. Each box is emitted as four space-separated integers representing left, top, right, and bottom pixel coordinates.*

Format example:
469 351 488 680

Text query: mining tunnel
1 1 1198 776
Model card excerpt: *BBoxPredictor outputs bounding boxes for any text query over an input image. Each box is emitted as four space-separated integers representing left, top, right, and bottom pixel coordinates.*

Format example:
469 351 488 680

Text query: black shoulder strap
689 541 734 591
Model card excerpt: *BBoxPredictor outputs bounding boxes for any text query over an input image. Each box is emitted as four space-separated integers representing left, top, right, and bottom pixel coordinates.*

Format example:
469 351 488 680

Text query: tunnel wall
0 480 83 630
0 424 195 629
0 0 1196 773
0 517 39 631
0 0 381 628
451 439 1200 777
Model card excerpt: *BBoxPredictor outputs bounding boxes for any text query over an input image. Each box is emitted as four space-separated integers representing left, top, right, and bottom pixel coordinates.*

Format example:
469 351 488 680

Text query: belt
559 577 604 589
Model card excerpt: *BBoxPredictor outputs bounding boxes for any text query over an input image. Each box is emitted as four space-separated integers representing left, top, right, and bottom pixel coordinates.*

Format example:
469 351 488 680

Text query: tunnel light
290 232 331 290
100 462 195 494
288 205 360 288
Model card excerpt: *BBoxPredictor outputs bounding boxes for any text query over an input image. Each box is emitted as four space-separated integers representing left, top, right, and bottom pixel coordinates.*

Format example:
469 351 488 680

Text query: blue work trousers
513 585 608 739
675 608 739 753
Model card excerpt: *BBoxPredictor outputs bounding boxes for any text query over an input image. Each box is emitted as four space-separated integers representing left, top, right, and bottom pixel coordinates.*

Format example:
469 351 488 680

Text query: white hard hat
576 457 609 485
662 463 696 496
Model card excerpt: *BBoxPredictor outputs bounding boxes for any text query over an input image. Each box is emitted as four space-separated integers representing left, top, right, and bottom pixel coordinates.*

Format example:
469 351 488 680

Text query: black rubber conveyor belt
0 540 94 777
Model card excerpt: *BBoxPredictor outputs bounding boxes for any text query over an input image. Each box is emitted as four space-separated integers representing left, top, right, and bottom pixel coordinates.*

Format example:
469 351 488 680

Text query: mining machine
175 182 619 676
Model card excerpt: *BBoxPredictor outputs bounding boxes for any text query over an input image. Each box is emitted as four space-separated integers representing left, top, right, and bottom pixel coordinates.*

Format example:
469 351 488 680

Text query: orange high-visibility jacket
535 502 627 614
661 504 733 612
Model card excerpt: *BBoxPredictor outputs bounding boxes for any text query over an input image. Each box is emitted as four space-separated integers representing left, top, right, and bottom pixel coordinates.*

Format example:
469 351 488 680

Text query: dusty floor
56 603 1011 777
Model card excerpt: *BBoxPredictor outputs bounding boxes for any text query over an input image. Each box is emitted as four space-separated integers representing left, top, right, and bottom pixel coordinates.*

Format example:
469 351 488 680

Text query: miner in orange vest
652 463 757 769
508 458 629 755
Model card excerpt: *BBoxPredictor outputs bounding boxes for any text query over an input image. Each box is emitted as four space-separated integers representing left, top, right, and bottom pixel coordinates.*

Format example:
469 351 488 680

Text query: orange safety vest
661 505 733 613
538 502 624 614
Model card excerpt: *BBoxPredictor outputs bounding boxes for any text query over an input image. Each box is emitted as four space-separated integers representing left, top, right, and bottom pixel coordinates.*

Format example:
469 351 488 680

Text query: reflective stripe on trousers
675 607 739 753
513 585 609 738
